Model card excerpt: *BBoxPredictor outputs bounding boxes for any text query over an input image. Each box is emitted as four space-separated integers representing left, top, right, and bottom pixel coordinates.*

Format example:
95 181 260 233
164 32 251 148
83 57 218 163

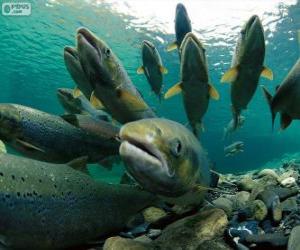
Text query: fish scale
0 153 157 249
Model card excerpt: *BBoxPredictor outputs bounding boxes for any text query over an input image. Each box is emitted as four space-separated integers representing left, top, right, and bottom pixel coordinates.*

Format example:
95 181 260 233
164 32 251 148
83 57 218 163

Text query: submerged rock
232 191 250 210
237 177 257 192
213 197 233 217
103 236 152 250
154 208 230 249
143 207 167 224
244 232 288 248
288 225 300 250
251 199 268 221
281 197 298 213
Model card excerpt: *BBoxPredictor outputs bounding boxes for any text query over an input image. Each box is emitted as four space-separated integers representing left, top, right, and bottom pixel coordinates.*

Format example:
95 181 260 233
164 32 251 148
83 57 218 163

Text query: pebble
237 177 257 192
213 197 233 217
281 177 296 187
251 199 268 221
143 207 167 224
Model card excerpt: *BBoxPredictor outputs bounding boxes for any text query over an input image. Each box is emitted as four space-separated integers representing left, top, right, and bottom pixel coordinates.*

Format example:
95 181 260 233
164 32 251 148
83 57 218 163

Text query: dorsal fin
67 156 89 173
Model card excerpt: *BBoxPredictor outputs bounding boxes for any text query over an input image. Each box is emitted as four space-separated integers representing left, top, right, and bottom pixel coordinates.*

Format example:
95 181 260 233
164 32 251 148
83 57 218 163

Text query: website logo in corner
2 2 31 16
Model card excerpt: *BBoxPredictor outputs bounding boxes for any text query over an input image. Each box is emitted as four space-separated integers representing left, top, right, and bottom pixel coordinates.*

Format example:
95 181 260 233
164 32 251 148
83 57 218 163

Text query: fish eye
170 139 182 157
105 48 111 57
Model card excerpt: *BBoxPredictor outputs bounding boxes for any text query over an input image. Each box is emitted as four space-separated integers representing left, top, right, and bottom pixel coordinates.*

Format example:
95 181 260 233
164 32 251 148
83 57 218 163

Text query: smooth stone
251 200 268 221
281 197 298 212
257 190 278 209
258 169 280 180
271 196 282 222
257 175 279 187
281 177 296 187
146 229 161 239
154 208 229 250
103 236 153 250
213 197 233 217
245 232 288 247
134 235 153 244
232 191 250 210
288 225 300 250
143 207 167 224
238 177 257 192
266 186 299 200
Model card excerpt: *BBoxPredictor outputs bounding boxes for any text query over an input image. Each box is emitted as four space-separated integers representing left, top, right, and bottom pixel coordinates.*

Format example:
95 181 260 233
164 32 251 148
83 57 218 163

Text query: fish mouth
57 88 73 101
143 40 154 50
64 46 78 60
77 28 100 53
244 15 262 36
119 131 173 178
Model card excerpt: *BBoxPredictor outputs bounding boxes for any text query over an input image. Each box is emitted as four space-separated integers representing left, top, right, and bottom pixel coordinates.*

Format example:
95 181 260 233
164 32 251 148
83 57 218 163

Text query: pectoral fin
261 86 276 130
166 42 178 52
208 83 220 100
280 113 292 130
90 91 105 109
137 66 144 74
164 82 182 99
73 87 83 98
221 66 239 83
261 66 273 80
160 66 168 74
67 156 89 173
117 89 148 112
16 139 45 153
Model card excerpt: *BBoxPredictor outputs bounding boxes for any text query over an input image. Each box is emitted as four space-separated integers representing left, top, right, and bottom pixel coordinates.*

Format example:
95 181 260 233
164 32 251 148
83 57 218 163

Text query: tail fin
261 85 276 130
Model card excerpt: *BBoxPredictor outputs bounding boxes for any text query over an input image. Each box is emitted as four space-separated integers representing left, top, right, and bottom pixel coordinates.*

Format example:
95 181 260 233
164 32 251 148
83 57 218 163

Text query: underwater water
0 0 300 180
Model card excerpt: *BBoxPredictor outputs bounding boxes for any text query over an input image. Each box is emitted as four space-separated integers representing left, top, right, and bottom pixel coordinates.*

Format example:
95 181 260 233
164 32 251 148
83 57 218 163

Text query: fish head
57 88 75 103
77 27 118 87
64 46 79 69
0 104 22 141
175 3 192 44
176 3 188 17
180 32 207 76
142 40 158 61
241 15 265 55
119 118 208 197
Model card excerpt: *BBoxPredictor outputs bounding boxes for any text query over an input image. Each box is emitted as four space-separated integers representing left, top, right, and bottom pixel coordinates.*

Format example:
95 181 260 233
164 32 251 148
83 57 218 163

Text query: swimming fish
64 46 94 99
167 3 192 52
0 104 119 164
221 15 273 130
164 32 219 137
119 118 211 205
223 116 245 139
76 27 156 124
0 152 157 249
137 40 168 101
224 141 244 157
57 88 109 121
262 59 300 130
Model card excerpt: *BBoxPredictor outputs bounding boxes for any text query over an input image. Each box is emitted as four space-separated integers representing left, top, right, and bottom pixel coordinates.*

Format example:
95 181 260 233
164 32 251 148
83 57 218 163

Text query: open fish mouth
64 47 78 60
77 28 100 53
57 89 73 100
120 137 163 169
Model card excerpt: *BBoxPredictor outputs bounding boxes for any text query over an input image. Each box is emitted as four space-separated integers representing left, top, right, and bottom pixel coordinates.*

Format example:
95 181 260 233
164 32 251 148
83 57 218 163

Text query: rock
227 221 259 241
257 169 279 180
261 220 274 233
143 207 167 224
154 208 229 249
281 197 298 212
146 229 161 239
237 177 257 192
271 196 282 222
288 225 300 250
103 236 152 250
244 232 288 248
232 191 250 210
134 235 152 244
251 200 268 221
213 197 233 217
257 175 278 187
281 177 296 187
268 186 299 200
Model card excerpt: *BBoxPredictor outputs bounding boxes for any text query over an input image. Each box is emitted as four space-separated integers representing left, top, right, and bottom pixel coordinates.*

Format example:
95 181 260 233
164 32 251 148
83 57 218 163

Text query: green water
0 0 300 179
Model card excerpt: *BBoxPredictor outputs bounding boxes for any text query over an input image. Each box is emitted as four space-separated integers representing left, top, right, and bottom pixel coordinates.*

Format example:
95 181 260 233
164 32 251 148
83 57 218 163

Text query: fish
221 15 273 130
119 118 211 205
57 88 109 121
167 3 192 52
164 32 219 137
262 59 300 130
76 27 156 124
64 46 94 99
137 40 168 101
224 141 244 157
0 104 119 164
223 115 245 139
0 151 157 249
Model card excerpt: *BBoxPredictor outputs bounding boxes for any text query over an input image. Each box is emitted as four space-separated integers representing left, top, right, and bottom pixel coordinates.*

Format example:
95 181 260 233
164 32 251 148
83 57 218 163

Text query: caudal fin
261 86 276 131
